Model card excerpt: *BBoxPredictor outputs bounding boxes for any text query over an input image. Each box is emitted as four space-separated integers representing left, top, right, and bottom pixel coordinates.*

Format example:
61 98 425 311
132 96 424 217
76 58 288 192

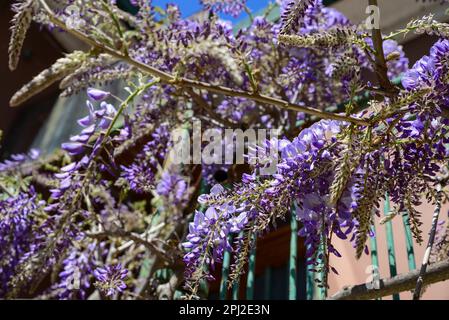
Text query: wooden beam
329 259 449 300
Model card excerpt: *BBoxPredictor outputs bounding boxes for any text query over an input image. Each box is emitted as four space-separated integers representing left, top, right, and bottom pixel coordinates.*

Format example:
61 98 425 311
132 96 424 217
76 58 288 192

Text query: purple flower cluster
49 160 86 201
48 89 117 206
51 242 99 299
200 0 247 17
62 94 116 156
183 185 249 282
93 264 128 297
183 120 357 286
402 39 449 93
380 42 449 224
0 149 39 172
5 0 449 300
156 168 189 207
120 124 171 194
279 0 316 33
277 0 372 105
0 187 45 296
273 120 358 257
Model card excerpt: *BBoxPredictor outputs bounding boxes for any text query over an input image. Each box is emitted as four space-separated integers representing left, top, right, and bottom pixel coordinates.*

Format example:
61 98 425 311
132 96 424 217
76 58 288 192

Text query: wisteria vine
1 0 449 300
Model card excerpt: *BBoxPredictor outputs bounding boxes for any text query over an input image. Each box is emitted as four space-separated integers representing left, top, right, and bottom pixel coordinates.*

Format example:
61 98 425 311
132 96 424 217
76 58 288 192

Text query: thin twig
186 88 240 129
86 229 177 263
413 183 443 300
243 4 254 23
367 0 396 93
0 182 14 197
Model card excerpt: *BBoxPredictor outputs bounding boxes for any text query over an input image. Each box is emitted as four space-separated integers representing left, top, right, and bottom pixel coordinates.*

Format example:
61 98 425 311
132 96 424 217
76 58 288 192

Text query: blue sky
152 0 271 22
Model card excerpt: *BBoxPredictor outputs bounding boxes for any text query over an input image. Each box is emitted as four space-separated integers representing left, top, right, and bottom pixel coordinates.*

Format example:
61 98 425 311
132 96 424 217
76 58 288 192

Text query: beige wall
328 201 449 300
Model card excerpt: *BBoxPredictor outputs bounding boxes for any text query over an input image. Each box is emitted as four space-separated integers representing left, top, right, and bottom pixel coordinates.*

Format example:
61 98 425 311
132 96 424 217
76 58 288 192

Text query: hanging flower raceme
49 241 100 300
0 187 46 297
120 124 171 194
62 98 117 157
49 91 117 208
156 168 190 208
0 149 40 172
182 119 361 290
183 184 250 292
